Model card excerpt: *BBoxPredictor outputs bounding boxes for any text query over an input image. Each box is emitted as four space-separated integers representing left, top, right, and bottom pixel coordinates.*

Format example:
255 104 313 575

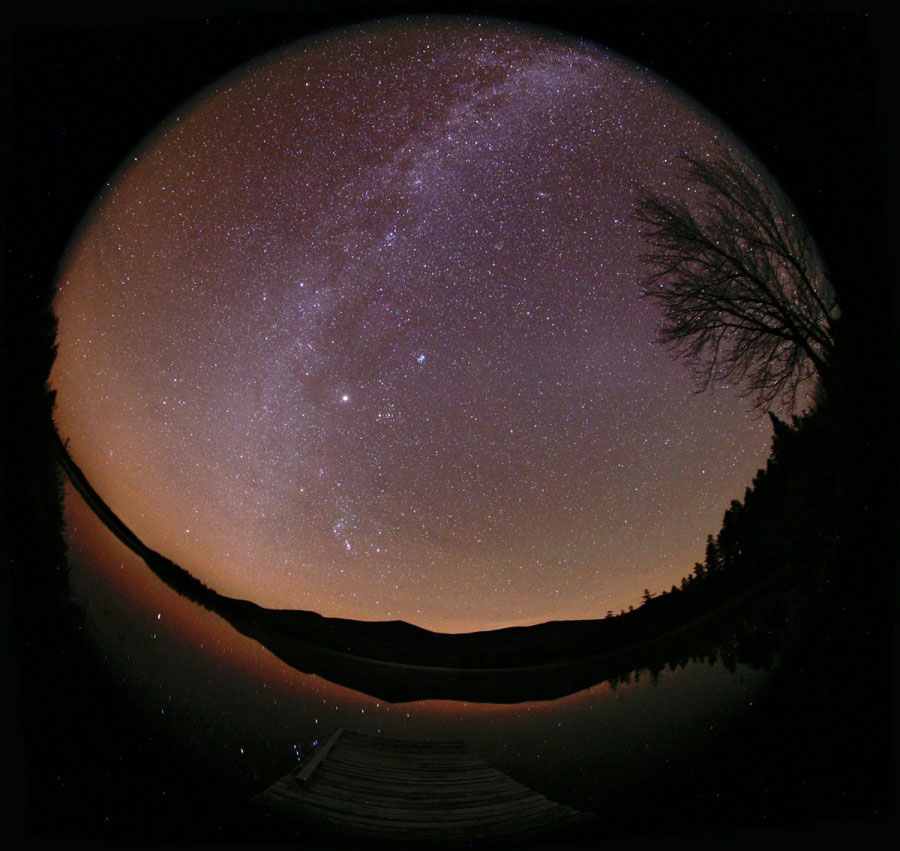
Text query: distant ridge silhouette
51 427 776 703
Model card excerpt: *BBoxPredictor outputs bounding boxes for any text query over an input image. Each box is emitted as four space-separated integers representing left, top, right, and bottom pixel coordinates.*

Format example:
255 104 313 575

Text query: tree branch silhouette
634 145 840 413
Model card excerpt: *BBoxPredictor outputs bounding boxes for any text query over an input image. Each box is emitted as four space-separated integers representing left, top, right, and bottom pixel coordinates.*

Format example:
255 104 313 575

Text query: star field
52 18 772 632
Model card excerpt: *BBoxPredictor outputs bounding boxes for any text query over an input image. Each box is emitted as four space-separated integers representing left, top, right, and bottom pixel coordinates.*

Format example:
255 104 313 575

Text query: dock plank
284 781 559 814
254 728 595 844
290 776 541 806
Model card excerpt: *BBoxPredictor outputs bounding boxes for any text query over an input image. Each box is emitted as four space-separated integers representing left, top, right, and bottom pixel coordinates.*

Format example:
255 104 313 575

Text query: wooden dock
253 728 595 845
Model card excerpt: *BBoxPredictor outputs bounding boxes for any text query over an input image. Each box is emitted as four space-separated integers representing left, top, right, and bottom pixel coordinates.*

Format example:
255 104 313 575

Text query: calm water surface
64 483 774 815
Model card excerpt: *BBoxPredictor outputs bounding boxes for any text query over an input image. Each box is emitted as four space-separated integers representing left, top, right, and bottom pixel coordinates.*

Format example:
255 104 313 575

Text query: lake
63 481 776 831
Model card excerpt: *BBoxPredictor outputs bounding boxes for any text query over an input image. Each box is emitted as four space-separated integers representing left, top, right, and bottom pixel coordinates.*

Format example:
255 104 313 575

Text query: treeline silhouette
51 419 773 703
581 340 880 675
616 407 846 636
45 409 813 703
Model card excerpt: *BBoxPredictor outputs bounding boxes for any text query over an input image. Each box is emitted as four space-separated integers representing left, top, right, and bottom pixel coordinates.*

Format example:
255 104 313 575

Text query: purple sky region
52 17 775 632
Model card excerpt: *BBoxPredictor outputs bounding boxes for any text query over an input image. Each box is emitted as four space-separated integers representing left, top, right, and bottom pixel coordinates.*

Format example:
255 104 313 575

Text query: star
52 16 775 632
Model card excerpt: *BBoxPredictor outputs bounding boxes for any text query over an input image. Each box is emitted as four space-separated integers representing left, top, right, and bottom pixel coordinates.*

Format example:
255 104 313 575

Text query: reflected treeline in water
604 394 861 689
5 276 100 835
51 410 837 704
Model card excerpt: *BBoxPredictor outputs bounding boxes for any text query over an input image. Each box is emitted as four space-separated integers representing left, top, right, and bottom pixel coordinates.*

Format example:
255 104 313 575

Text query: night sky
6 6 894 844
49 16 791 632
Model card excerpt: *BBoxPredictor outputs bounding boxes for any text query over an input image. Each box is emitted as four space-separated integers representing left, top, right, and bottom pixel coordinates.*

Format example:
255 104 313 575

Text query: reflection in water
65 482 774 815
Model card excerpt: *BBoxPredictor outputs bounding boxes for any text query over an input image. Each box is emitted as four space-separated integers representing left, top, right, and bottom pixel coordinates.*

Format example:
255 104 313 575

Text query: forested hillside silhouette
45 381 855 704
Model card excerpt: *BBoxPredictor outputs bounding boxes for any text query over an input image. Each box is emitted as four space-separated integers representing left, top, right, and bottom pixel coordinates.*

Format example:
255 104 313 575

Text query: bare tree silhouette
634 145 841 413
